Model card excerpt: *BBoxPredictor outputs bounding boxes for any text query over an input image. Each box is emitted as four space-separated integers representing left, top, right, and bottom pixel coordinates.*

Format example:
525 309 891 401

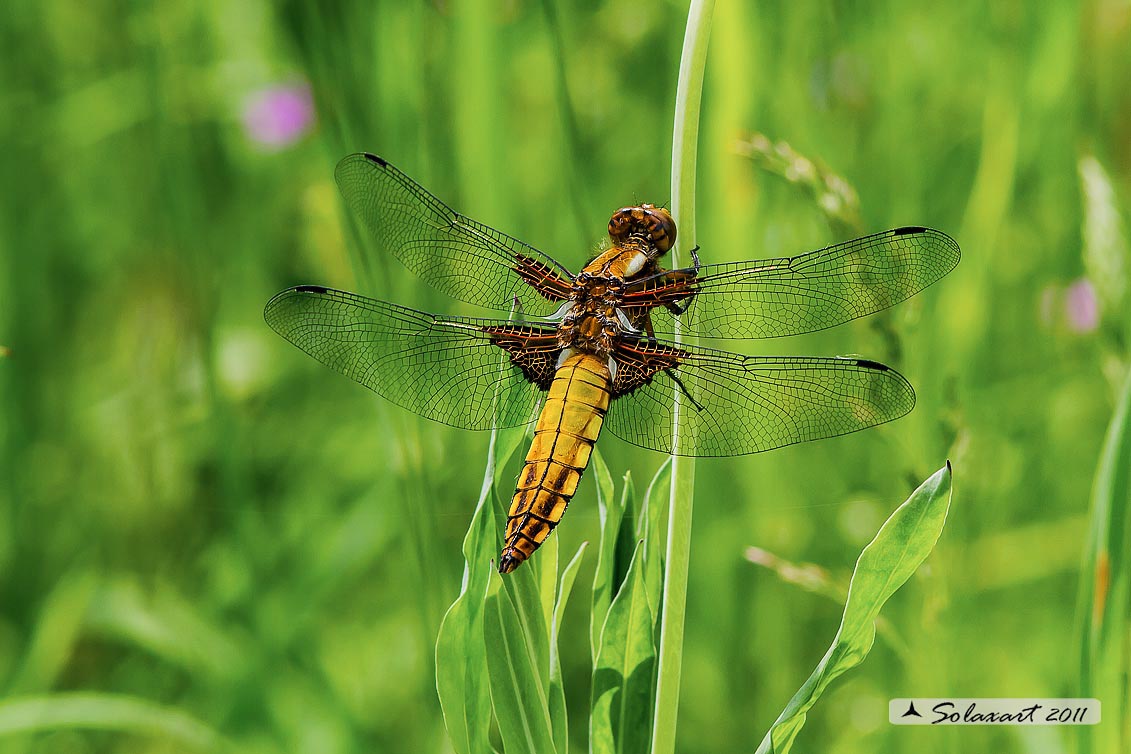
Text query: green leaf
537 530 560 633
1077 369 1131 754
0 693 226 751
494 493 553 705
592 444 616 511
612 471 639 596
756 463 953 754
436 424 524 754
7 571 97 694
484 569 558 754
436 564 495 754
550 542 589 754
590 542 657 754
637 458 672 618
499 554 552 696
487 423 562 754
493 422 533 492
555 542 589 645
591 447 625 663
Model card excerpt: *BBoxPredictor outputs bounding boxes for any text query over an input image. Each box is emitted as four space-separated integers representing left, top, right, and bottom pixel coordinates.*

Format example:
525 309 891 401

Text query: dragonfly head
608 204 676 254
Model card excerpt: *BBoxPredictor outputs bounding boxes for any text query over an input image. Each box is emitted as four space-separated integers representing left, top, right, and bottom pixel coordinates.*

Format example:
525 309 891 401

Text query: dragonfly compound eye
608 205 677 253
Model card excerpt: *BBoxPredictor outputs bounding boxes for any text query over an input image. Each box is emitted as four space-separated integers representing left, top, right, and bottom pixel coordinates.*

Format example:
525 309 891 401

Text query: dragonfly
265 153 960 573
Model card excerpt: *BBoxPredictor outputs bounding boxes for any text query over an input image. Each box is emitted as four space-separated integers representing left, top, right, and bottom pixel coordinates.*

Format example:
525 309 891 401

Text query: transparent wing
631 227 960 339
264 286 558 430
335 153 575 315
605 341 915 456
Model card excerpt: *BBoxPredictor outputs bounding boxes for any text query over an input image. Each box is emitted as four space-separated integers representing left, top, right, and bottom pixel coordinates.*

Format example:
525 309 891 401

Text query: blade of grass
550 542 589 754
7 571 97 694
591 448 625 663
613 471 639 596
0 693 225 752
652 2 714 753
638 458 672 618
494 512 554 697
1076 367 1131 754
484 568 558 754
436 434 506 754
488 467 557 713
755 463 953 754
435 411 526 754
486 435 578 754
590 542 657 754
496 550 557 749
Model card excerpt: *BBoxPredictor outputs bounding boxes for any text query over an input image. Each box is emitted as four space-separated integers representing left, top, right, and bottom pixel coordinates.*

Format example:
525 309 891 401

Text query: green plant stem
651 2 714 753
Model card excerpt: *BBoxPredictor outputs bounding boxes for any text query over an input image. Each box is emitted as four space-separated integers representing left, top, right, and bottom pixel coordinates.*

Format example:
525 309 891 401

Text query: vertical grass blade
756 463 953 754
614 473 640 595
491 515 559 754
653 2 714 753
1076 368 1131 754
638 458 673 617
590 542 657 754
484 569 559 754
507 527 560 746
591 448 626 662
484 441 583 754
495 526 554 698
435 425 520 754
550 542 589 754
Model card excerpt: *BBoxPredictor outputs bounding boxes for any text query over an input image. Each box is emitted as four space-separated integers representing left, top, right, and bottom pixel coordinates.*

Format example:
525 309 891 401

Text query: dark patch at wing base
482 325 560 390
605 339 916 457
264 286 553 430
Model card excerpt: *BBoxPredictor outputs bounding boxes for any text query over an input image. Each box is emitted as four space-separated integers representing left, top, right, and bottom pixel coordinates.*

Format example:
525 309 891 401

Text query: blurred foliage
1 1 1130 753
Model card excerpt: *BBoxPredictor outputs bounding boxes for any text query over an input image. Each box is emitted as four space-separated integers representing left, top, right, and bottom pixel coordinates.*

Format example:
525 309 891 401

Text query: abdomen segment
499 352 611 573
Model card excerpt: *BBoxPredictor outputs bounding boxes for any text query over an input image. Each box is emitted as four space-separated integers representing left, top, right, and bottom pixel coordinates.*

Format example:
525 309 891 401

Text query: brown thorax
557 273 634 359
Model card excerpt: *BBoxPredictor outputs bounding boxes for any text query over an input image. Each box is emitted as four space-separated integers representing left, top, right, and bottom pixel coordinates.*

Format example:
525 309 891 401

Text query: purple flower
1065 278 1099 333
242 83 315 148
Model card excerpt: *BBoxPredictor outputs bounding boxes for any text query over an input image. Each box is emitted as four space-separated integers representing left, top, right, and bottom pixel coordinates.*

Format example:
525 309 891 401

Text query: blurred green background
2 0 1129 752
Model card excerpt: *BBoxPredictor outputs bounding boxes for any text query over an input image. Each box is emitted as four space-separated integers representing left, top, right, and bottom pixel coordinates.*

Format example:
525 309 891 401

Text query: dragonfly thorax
557 280 632 358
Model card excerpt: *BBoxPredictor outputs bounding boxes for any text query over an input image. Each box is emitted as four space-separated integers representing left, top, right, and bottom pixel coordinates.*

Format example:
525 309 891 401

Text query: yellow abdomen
498 352 611 573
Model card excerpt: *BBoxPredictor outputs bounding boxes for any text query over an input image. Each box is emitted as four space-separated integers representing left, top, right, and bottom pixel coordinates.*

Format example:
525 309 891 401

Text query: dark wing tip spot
294 285 328 294
362 153 388 167
854 358 891 371
893 225 928 235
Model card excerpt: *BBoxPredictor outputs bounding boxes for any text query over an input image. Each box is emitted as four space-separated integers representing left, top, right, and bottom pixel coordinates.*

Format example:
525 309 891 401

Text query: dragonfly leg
665 244 701 277
643 315 658 344
666 299 691 315
510 294 527 321
665 285 701 316
665 368 704 411
657 245 701 317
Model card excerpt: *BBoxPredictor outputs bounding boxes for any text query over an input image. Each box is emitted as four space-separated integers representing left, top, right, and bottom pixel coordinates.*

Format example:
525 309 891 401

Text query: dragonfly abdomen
499 352 611 573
